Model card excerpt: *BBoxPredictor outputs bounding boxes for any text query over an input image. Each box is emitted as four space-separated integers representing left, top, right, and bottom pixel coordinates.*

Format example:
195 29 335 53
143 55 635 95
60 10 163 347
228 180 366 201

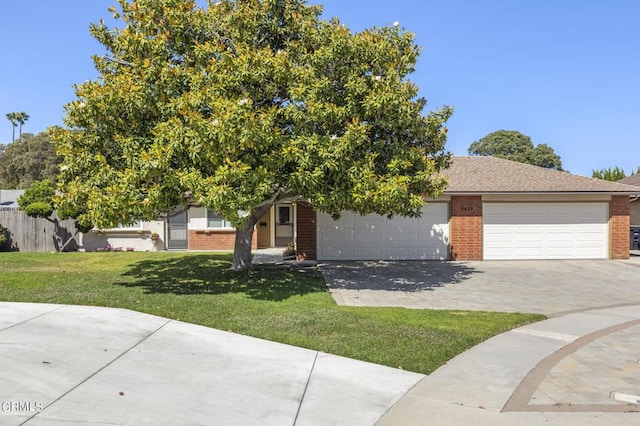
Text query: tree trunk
59 230 79 253
232 204 272 271
51 219 63 252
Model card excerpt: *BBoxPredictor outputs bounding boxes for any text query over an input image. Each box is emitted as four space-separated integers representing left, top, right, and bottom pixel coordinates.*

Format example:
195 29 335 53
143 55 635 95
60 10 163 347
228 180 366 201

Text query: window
278 206 291 224
207 210 233 228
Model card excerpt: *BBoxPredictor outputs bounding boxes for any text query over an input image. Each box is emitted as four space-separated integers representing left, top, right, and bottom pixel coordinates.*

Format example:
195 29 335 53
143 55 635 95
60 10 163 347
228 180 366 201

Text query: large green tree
469 130 563 171
0 132 62 188
52 0 452 270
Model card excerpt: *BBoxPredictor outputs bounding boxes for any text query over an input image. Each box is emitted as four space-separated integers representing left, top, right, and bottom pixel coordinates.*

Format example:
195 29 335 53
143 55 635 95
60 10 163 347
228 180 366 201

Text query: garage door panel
385 247 415 260
484 203 607 260
317 204 449 261
515 247 545 257
385 232 414 244
320 247 349 260
354 216 381 229
320 232 350 244
353 232 381 243
546 231 573 242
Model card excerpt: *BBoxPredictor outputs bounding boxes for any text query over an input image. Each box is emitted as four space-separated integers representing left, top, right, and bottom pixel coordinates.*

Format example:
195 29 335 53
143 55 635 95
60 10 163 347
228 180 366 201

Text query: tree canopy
0 132 62 189
468 130 563 171
592 166 640 182
52 0 452 270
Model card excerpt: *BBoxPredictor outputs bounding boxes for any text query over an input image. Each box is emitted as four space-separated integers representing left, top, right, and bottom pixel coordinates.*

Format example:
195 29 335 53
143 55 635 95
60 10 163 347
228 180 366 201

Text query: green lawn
0 252 544 374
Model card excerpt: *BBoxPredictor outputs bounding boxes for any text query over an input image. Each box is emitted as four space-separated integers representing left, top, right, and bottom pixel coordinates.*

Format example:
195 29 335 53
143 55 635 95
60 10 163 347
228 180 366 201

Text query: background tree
592 166 626 182
52 0 452 270
15 112 30 140
17 180 92 252
592 166 640 181
468 130 563 170
0 131 62 188
6 112 18 142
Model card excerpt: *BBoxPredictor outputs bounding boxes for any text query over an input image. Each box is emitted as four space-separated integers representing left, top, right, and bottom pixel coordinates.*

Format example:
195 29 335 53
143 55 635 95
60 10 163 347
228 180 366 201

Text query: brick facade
449 196 483 261
187 229 257 251
295 203 317 260
610 195 630 260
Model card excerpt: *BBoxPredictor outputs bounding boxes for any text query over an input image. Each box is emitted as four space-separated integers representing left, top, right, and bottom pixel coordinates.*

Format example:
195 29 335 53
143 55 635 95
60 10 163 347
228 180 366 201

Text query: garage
317 204 449 261
483 203 609 260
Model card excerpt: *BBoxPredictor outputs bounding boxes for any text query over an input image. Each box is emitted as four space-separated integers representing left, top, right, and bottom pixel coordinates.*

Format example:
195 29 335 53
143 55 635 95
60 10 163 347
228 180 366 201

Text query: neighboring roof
0 189 25 209
443 156 640 194
618 174 640 188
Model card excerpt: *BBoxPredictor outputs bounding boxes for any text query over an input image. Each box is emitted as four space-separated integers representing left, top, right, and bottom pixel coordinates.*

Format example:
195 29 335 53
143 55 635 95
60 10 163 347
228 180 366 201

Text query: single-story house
81 156 640 260
618 173 640 226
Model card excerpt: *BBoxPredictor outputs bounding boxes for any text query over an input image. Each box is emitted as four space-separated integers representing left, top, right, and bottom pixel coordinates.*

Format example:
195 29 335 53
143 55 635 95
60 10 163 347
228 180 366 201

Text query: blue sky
1 0 638 177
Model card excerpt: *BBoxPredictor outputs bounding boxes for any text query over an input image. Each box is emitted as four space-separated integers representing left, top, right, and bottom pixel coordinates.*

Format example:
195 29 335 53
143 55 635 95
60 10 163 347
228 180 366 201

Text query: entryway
256 202 296 249
167 210 188 250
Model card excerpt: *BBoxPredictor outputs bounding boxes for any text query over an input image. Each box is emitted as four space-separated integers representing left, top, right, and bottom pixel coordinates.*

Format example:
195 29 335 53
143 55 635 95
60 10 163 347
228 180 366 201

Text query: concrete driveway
320 256 640 316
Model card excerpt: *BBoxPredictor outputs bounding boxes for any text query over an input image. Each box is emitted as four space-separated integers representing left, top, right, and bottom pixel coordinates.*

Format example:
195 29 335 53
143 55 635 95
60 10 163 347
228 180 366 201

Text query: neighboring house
618 174 640 226
0 189 23 210
80 156 640 260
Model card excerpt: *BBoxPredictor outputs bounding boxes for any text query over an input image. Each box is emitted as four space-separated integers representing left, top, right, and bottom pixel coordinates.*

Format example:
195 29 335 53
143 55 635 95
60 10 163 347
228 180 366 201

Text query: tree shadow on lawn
320 260 481 292
115 255 325 301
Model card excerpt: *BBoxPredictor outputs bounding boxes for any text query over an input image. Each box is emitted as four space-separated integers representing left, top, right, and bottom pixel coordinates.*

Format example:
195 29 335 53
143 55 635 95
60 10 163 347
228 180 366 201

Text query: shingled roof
618 173 640 188
442 156 640 194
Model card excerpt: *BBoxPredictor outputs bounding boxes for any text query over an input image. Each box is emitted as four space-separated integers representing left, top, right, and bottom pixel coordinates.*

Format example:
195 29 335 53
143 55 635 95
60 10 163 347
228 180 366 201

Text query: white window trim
206 210 234 229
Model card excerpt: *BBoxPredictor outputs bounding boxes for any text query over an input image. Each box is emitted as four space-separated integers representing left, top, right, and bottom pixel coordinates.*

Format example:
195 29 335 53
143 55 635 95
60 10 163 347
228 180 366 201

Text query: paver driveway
320 257 640 316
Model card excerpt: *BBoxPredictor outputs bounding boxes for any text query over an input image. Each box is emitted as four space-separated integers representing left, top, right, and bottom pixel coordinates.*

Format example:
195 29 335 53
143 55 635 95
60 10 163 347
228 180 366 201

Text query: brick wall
610 196 630 260
296 203 317 260
188 229 257 251
450 196 483 261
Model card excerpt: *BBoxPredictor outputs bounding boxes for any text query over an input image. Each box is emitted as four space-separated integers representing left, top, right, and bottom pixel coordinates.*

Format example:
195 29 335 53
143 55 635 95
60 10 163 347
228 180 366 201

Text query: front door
167 209 188 250
257 209 271 248
275 203 294 247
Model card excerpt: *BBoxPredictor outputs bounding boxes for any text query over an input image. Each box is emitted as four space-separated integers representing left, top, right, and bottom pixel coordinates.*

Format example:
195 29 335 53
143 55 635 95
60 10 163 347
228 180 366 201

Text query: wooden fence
0 209 78 252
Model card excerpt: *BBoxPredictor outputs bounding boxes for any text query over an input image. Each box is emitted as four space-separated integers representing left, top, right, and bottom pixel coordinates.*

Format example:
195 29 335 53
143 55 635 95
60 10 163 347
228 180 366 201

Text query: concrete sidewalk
0 302 421 425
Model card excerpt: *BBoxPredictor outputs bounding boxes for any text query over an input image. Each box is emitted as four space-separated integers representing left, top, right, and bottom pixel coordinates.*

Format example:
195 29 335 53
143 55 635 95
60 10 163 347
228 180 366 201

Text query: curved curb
504 318 640 413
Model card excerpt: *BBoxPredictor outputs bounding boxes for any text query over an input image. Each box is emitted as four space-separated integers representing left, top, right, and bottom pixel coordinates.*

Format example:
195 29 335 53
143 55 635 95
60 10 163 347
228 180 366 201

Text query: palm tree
15 112 29 140
6 112 18 142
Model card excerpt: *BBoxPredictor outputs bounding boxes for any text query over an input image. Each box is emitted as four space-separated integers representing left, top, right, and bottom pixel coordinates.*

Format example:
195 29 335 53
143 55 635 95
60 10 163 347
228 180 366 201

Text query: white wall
79 220 165 252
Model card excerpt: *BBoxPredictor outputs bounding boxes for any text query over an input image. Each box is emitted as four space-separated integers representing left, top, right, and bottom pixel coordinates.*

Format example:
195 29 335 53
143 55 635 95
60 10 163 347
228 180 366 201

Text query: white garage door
483 203 608 260
317 204 449 261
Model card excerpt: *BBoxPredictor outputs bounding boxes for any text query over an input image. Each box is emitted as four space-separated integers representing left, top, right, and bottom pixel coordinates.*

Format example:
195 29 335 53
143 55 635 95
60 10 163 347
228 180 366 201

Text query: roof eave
443 191 640 196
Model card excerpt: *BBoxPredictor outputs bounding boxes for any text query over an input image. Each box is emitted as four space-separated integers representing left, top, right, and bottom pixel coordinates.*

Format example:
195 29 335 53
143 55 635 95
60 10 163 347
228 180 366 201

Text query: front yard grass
0 252 544 374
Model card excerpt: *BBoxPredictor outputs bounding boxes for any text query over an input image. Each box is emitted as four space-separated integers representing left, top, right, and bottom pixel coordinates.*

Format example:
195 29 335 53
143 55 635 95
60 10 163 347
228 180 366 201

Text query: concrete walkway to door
320 255 640 316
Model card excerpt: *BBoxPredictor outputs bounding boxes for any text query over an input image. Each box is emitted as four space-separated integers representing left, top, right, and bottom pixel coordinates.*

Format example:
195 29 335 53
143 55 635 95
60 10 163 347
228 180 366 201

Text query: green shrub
0 224 7 246
23 201 54 218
